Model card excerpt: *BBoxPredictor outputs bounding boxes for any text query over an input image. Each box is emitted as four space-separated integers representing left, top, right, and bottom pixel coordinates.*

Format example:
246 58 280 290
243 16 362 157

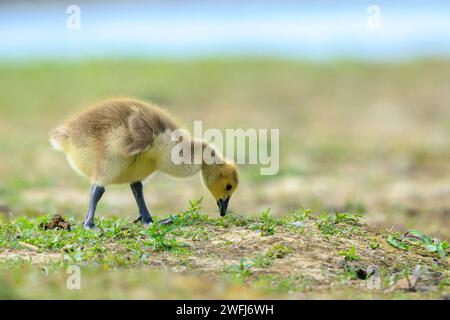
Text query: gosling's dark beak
217 197 230 216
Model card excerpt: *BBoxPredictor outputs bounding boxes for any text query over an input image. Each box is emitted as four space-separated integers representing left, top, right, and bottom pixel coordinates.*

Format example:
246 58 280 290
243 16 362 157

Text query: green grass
252 208 277 236
0 199 448 299
339 246 361 261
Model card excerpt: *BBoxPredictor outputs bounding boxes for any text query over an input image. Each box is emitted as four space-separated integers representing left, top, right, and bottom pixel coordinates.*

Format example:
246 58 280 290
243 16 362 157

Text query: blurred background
1 0 450 238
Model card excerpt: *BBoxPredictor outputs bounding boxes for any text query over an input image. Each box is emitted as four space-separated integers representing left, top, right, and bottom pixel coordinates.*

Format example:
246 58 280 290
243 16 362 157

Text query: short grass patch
0 200 447 299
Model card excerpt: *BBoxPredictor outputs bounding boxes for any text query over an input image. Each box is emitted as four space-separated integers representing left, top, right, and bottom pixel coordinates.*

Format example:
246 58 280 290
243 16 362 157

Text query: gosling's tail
49 127 69 152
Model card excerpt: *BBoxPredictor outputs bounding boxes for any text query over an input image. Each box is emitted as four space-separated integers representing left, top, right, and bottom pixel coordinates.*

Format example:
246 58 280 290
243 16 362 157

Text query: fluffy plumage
50 98 180 185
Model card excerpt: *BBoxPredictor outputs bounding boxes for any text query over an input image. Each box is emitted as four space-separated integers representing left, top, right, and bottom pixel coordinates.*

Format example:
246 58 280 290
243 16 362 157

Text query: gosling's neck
155 135 224 178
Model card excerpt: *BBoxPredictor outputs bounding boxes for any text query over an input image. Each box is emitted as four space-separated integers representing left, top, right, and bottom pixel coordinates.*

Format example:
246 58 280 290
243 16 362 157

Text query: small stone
292 221 303 228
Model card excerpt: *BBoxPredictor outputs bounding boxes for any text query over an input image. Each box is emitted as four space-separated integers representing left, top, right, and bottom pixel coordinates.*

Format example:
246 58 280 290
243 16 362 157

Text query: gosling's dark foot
159 217 174 225
133 215 153 226
133 215 172 226
133 216 142 224
143 219 153 228
83 221 100 231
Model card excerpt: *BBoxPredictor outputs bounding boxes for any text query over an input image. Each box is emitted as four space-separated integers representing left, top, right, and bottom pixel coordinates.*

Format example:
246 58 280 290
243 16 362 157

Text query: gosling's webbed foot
142 217 153 227
133 215 153 226
133 216 142 224
83 221 101 231
159 216 175 226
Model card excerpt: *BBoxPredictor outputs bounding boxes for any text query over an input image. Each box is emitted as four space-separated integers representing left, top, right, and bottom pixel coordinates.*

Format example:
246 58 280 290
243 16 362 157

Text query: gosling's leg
83 184 105 230
130 181 153 225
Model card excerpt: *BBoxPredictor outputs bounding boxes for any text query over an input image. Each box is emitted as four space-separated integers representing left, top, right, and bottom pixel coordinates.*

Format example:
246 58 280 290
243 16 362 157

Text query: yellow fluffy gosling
50 98 238 229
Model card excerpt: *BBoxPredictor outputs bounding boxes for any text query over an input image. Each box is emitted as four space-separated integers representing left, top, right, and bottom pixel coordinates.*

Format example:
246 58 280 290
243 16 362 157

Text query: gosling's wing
121 105 178 157
122 111 156 156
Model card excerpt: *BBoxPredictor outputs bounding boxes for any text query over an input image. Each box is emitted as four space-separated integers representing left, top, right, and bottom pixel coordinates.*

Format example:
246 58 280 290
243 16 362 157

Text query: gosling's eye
225 184 232 191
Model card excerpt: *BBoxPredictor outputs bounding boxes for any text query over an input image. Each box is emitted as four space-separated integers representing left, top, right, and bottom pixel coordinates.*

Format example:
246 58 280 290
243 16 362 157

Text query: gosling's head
201 161 239 216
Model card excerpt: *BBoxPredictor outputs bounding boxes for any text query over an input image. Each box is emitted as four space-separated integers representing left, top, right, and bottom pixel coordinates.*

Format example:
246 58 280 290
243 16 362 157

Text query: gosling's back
50 98 179 185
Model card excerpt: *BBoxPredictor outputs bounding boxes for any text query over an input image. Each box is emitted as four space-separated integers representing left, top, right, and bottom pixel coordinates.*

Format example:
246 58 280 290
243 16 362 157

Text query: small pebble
292 221 303 228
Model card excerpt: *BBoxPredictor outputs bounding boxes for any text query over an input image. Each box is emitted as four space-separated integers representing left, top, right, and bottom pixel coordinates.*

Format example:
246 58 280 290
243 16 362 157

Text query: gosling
49 98 238 229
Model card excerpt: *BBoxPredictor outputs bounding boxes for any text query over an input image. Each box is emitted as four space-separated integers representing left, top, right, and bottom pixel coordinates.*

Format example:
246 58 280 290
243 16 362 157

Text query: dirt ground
0 209 448 299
